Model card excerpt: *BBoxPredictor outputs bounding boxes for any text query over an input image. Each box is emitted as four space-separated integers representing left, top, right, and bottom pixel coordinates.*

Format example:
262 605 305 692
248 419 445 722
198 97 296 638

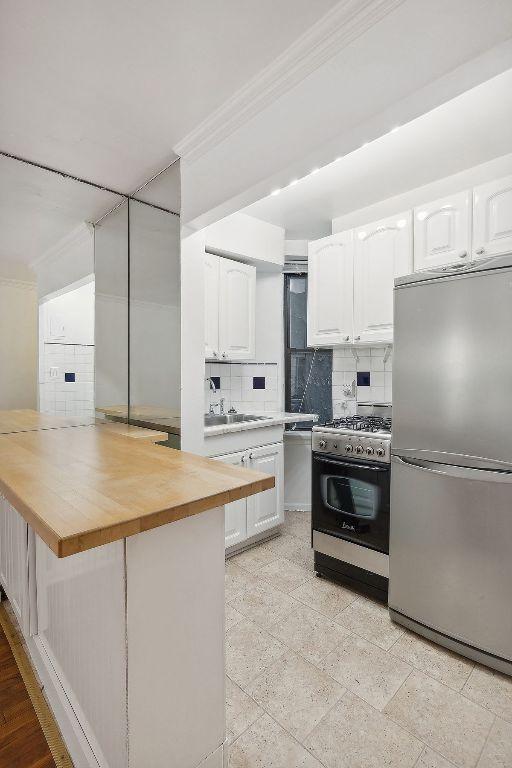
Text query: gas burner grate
322 415 392 433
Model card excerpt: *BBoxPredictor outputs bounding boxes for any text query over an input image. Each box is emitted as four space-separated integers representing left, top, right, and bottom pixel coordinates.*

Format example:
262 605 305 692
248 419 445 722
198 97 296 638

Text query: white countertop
204 412 318 437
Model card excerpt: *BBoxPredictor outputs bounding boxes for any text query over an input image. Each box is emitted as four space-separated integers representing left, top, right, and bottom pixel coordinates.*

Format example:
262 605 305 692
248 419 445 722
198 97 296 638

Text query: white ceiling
0 0 339 192
243 69 512 239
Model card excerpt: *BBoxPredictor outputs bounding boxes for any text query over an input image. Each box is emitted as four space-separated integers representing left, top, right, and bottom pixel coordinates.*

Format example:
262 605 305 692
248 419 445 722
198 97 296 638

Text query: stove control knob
355 445 364 455
318 439 327 449
332 442 338 451
366 446 375 456
376 447 385 457
345 444 353 453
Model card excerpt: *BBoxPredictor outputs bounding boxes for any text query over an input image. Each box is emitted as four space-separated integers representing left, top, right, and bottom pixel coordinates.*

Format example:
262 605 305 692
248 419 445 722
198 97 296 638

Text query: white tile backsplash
332 345 392 415
204 361 279 414
40 343 95 419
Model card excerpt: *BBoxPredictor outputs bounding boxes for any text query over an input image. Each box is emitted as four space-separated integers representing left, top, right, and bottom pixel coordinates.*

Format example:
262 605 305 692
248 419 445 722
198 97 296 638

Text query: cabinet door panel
247 442 283 538
0 498 29 635
204 253 220 359
414 191 471 270
473 175 512 259
354 212 412 344
213 451 247 548
307 231 354 347
219 258 256 360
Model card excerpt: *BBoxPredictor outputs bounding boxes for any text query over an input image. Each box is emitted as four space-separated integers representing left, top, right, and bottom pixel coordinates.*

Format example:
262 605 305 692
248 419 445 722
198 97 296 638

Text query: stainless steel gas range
311 406 391 602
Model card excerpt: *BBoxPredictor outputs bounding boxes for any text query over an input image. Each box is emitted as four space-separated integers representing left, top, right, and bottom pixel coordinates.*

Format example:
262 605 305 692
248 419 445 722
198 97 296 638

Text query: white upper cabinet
307 231 354 347
473 175 512 259
204 253 256 361
354 211 412 344
218 258 256 361
204 252 220 359
414 191 471 270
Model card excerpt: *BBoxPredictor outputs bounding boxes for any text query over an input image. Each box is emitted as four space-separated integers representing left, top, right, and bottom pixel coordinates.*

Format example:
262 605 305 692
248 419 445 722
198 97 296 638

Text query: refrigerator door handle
392 456 512 483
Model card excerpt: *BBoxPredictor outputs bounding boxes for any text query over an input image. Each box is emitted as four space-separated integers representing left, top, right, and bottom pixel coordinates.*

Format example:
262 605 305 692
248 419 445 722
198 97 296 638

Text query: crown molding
30 222 94 271
0 276 36 291
174 0 405 163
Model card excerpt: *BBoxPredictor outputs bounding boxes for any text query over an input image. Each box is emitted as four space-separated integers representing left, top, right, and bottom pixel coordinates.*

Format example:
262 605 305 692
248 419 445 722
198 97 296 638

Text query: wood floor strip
0 604 73 768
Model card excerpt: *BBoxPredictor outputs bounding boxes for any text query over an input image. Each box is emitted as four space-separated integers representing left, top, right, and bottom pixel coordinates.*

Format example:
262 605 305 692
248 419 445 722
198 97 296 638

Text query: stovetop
312 414 392 463
316 415 392 434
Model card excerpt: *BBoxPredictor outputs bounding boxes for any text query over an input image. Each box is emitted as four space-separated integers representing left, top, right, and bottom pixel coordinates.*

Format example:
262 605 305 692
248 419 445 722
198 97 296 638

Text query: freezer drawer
393 263 512 469
389 455 512 662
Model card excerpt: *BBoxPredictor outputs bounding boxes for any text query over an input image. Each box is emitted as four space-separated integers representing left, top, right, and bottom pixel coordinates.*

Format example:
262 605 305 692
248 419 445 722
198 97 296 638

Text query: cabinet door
307 231 354 346
473 175 512 259
204 252 220 359
354 211 412 344
247 442 283 538
0 497 29 635
414 191 471 270
213 451 248 548
218 258 256 361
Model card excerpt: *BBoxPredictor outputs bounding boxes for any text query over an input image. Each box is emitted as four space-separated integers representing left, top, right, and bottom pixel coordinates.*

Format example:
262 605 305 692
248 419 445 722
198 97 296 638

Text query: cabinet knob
458 251 467 259
475 247 485 256
355 335 361 341
212 350 218 357
221 352 227 359
344 335 350 342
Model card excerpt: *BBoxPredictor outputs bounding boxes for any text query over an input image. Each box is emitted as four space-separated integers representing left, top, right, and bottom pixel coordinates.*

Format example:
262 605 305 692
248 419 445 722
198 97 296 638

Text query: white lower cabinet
0 495 30 636
214 441 283 549
246 442 284 538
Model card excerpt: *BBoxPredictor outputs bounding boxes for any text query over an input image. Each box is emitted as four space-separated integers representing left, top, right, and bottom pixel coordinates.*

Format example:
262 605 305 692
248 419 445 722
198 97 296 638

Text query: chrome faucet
206 377 217 392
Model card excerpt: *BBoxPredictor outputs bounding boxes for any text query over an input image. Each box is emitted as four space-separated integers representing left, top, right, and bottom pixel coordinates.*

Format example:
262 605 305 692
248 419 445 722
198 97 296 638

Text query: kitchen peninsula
0 411 273 768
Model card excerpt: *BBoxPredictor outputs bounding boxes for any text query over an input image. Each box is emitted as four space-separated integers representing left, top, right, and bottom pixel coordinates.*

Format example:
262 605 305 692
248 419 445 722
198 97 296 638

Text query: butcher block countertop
0 422 274 558
0 409 94 434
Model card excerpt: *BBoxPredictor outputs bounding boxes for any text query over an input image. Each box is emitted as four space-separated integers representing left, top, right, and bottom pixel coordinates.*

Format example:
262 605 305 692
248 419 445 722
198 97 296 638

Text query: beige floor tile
477 717 512 768
230 543 280 574
291 576 357 618
245 650 345 742
258 557 314 593
225 561 259 603
283 510 311 539
416 747 457 768
228 713 323 768
265 533 315 571
390 629 474 691
225 603 244 632
269 603 352 666
384 670 494 768
463 665 512 723
228 579 299 631
225 618 285 688
305 690 423 768
320 633 412 710
336 596 403 650
226 676 263 743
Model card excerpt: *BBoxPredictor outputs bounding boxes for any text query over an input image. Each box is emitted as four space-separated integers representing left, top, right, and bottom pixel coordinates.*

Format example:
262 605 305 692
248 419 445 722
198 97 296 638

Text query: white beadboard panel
35 536 127 768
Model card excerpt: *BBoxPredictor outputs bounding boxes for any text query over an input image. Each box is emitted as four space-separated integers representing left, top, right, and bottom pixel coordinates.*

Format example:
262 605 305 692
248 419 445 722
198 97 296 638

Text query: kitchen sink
204 413 269 427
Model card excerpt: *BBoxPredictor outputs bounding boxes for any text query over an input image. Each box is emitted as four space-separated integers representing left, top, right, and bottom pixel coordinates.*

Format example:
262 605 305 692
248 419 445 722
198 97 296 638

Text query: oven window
321 475 380 520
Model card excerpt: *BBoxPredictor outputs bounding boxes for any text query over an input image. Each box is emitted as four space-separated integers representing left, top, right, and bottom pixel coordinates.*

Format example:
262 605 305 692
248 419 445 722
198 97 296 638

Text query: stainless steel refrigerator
389 254 512 675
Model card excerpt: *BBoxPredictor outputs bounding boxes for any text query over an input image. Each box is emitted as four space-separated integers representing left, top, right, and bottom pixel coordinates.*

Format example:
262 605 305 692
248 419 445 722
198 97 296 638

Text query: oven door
312 454 390 553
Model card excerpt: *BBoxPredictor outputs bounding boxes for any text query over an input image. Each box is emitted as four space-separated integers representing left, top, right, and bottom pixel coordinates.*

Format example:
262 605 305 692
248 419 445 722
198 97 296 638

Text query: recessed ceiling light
270 188 281 196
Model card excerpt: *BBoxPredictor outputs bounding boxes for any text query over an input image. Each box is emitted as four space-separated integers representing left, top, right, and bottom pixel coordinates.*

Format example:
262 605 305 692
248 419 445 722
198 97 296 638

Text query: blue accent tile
253 376 266 390
357 371 370 387
64 372 76 383
210 376 220 389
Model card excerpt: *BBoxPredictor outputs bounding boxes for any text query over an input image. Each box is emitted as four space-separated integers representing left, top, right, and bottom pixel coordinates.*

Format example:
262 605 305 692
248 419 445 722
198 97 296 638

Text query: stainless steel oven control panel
312 429 391 464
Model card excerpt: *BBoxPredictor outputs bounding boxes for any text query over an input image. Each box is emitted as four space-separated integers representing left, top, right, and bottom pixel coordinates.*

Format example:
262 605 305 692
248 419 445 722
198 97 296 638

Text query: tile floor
224 511 512 768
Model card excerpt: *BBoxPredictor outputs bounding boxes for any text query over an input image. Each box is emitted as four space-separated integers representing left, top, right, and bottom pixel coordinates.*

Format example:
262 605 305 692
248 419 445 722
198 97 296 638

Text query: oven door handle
313 455 386 472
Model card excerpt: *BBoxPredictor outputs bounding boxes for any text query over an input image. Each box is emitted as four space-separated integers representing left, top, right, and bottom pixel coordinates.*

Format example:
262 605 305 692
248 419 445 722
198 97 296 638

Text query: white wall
33 224 94 300
41 280 95 346
0 277 37 409
332 153 512 233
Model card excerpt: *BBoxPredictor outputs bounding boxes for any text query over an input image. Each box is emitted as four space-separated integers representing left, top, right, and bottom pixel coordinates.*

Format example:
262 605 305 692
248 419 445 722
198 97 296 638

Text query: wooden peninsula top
0 417 274 558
